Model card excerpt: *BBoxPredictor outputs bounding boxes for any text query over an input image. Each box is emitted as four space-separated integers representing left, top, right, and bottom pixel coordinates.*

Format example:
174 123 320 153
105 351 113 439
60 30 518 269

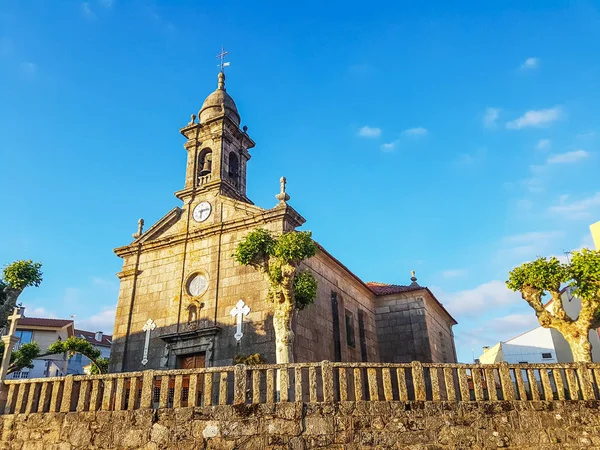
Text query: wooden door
177 353 206 369
176 353 206 406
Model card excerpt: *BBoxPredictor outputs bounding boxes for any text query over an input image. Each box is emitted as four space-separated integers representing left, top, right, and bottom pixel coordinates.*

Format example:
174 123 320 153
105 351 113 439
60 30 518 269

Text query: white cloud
76 307 116 334
358 126 381 138
380 142 396 152
535 139 551 150
520 57 540 70
402 127 428 137
437 280 522 318
22 306 57 319
498 230 564 262
548 192 600 220
441 269 468 279
547 150 589 164
506 107 562 129
81 2 96 19
483 107 500 129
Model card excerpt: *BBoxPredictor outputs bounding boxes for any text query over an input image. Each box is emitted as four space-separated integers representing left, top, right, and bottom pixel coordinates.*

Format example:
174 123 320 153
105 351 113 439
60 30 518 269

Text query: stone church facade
109 71 457 373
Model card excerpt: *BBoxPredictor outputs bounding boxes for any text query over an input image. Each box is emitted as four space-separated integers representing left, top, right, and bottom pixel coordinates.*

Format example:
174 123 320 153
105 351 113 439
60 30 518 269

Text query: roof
18 317 73 329
74 329 113 347
312 241 458 325
366 282 458 325
365 282 424 296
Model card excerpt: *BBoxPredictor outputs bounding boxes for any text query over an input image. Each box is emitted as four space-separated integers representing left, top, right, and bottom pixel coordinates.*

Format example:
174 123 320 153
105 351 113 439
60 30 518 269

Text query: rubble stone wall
2 400 600 449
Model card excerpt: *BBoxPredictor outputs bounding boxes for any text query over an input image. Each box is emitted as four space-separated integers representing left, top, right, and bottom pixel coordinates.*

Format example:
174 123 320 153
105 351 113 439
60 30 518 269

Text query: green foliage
233 228 276 267
273 231 317 265
234 229 319 310
506 256 566 294
89 357 109 375
11 342 41 371
48 336 102 362
293 271 318 310
567 248 600 301
233 353 265 366
2 260 43 290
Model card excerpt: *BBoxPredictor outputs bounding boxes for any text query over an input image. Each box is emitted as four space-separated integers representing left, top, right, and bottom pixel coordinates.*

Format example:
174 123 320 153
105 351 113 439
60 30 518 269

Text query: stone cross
141 318 156 366
0 307 23 381
230 299 250 342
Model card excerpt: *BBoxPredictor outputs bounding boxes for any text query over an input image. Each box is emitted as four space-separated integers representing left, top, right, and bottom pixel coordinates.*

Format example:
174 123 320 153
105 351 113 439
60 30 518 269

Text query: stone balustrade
3 361 600 415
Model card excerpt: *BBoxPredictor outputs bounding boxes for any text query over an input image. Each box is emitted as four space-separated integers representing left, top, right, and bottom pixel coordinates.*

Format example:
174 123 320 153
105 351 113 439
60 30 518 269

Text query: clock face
188 273 208 297
193 201 212 223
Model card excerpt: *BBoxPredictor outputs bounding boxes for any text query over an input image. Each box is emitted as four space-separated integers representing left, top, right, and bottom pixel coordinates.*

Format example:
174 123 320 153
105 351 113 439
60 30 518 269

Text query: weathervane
217 46 230 72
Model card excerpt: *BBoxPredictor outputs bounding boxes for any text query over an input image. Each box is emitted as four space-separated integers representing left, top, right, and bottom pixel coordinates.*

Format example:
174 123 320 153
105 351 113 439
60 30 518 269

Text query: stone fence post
140 370 155 409
411 361 426 401
234 364 247 404
321 361 333 402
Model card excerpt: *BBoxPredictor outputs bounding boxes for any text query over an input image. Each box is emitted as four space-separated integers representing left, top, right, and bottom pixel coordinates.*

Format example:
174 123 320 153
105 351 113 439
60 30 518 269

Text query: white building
8 317 74 379
479 286 600 364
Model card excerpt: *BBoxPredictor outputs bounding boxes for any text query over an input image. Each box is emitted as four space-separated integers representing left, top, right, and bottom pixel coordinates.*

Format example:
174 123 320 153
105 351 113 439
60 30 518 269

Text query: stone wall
2 400 600 449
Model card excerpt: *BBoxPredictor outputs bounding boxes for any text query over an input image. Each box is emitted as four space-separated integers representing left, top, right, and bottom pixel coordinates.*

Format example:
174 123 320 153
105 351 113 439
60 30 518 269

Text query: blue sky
1 1 599 362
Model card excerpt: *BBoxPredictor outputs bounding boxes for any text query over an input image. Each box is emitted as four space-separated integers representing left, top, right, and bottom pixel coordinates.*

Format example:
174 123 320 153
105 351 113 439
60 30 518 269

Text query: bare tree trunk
0 288 22 328
564 328 593 362
273 304 294 364
272 263 296 364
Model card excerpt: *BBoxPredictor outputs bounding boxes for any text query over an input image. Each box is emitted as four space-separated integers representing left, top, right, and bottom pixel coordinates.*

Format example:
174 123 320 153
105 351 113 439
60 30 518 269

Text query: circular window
187 273 208 297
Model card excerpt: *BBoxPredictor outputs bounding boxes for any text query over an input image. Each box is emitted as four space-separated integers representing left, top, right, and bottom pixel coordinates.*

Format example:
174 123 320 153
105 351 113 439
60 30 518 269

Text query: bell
199 157 212 176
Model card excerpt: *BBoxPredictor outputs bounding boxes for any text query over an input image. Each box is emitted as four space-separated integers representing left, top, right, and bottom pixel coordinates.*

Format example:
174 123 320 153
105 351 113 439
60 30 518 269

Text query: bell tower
175 69 255 203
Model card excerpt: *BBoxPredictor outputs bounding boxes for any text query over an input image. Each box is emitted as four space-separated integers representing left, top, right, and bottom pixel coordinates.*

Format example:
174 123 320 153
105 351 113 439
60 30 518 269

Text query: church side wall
375 293 431 363
423 294 457 363
295 251 379 363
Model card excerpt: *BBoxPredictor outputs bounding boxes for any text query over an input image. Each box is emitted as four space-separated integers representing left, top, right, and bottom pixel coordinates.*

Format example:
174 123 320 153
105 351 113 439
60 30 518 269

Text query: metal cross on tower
216 46 230 72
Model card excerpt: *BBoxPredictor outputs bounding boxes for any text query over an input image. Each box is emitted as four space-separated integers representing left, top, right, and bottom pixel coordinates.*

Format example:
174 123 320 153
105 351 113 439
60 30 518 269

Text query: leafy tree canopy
2 260 43 290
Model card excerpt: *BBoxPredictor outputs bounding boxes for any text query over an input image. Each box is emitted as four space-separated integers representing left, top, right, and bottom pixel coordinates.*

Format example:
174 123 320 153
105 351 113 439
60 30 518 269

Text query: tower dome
198 72 240 126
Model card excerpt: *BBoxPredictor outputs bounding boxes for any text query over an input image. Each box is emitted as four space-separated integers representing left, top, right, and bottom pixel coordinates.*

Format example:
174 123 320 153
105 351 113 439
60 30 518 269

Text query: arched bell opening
228 151 240 185
198 148 213 177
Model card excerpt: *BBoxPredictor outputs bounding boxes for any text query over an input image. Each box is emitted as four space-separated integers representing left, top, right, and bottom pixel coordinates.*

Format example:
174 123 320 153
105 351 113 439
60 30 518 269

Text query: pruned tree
507 249 600 362
0 260 43 328
0 336 108 375
233 229 318 363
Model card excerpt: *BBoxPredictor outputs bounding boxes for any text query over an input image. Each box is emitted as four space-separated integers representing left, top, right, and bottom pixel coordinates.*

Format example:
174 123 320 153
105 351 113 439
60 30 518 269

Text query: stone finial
218 71 226 90
188 113 196 126
133 218 145 239
275 176 290 204
410 270 419 286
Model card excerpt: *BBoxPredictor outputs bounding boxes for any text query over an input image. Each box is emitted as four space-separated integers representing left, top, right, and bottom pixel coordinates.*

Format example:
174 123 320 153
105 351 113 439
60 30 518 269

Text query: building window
357 309 368 362
345 310 355 348
331 292 341 361
542 353 552 359
14 330 33 349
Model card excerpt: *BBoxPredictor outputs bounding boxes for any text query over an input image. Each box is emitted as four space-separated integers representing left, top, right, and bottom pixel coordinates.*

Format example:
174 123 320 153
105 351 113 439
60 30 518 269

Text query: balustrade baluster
49 380 62 412
382 368 393 401
367 368 379 401
294 368 303 402
430 368 440 401
37 382 50 413
577 363 595 400
309 367 317 403
187 374 198 407
267 369 275 403
77 380 90 412
354 368 363 401
396 368 408 401
219 372 228 405
159 376 170 409
566 369 579 400
458 368 470 401
89 380 101 411
204 373 213 406
279 367 289 402
499 363 515 400
128 377 139 410
484 368 497 401
472 369 484 401
339 367 348 402
252 370 260 404
173 375 184 408
115 378 126 411
540 369 553 401
443 368 456 402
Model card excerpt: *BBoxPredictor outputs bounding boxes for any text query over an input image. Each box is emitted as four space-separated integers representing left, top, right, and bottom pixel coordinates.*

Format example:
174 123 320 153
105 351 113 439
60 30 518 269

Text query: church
109 66 458 373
